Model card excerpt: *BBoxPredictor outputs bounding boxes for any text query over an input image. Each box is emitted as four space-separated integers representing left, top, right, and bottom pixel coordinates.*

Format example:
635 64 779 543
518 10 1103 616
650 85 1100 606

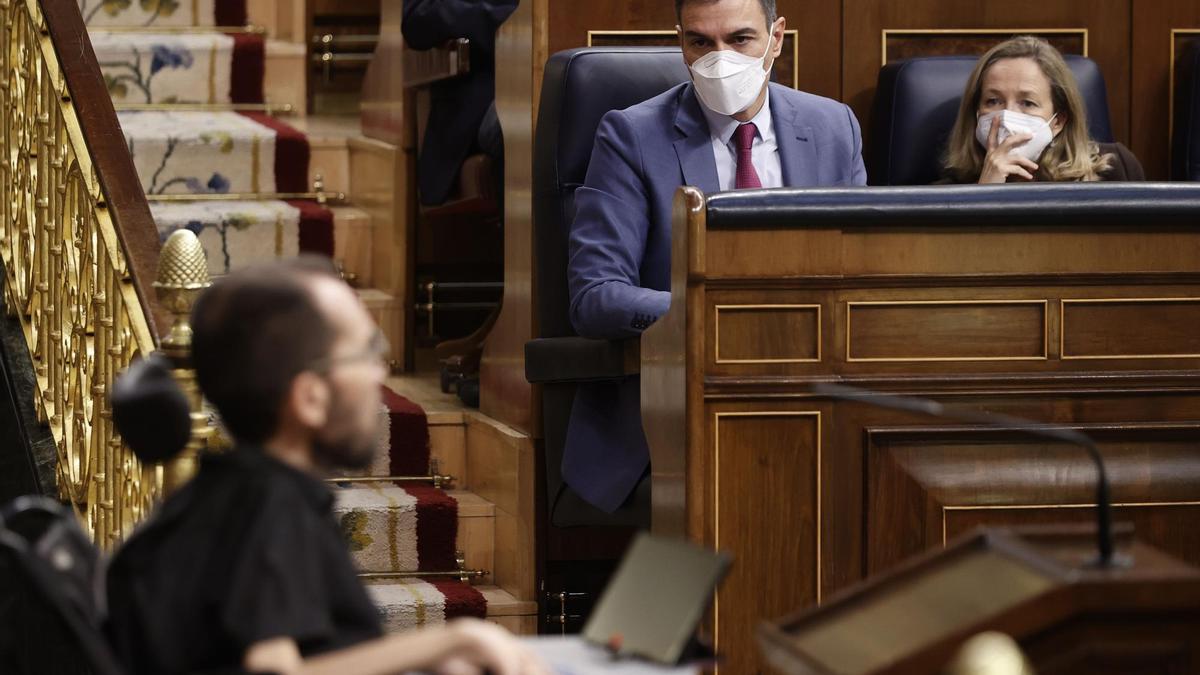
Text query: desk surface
523 637 700 675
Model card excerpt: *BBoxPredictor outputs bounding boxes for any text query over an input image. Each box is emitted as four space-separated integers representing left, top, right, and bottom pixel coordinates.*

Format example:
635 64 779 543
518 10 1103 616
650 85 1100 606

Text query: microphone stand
812 382 1124 568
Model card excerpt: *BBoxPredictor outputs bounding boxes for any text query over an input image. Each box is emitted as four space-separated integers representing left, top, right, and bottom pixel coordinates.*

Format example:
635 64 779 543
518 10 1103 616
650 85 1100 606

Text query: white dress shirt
699 87 784 190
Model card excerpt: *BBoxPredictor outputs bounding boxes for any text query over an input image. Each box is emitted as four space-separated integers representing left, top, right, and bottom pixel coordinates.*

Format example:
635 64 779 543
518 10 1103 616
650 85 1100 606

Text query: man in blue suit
563 0 866 514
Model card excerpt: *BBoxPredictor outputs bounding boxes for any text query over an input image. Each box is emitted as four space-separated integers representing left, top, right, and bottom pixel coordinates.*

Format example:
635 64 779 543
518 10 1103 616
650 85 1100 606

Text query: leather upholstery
1173 38 1200 180
528 48 691 527
704 183 1200 229
868 55 1115 186
534 47 692 338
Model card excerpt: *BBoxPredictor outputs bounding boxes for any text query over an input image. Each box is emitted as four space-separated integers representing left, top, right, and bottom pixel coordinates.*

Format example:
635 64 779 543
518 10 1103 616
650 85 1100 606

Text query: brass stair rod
147 191 347 204
115 102 295 114
325 474 456 489
358 569 487 582
96 25 266 34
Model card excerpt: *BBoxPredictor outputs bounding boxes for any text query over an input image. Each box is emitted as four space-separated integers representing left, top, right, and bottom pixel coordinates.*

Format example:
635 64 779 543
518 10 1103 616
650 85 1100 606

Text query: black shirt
106 447 382 675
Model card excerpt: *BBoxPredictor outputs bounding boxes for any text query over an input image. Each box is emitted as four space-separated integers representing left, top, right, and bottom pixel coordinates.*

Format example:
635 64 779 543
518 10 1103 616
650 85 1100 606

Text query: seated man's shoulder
603 82 691 127
772 84 851 118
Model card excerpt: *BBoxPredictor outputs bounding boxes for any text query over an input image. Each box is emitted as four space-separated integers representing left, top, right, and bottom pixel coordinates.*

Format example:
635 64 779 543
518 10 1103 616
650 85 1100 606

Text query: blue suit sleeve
846 103 867 186
568 110 672 340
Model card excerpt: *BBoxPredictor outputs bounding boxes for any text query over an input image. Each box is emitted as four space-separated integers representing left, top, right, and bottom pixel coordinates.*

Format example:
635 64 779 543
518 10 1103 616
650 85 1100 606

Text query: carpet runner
82 0 486 628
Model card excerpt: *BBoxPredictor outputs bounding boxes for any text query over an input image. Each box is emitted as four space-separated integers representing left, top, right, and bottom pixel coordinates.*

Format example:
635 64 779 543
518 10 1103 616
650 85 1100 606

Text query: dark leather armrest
524 337 639 384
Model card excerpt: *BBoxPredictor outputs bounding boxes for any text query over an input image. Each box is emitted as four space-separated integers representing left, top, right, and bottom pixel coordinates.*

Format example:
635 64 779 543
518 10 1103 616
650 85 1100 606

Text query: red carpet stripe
289 199 335 256
408 485 458 571
214 0 246 26
382 387 432 476
433 580 487 620
230 34 265 103
238 112 310 192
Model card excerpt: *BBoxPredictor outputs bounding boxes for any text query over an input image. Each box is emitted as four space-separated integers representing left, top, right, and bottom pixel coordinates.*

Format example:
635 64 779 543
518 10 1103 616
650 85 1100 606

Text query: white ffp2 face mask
688 34 773 116
975 109 1058 163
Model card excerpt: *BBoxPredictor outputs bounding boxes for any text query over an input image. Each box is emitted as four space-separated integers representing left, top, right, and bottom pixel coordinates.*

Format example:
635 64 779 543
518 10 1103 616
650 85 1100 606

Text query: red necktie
733 122 762 189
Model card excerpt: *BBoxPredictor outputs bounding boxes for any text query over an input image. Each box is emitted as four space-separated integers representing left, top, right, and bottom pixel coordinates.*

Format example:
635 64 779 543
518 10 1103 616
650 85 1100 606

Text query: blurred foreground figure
945 632 1035 675
106 257 545 675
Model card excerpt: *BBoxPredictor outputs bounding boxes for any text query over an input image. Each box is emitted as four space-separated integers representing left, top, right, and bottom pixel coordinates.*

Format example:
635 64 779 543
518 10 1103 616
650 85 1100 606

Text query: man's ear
289 371 330 429
771 17 786 60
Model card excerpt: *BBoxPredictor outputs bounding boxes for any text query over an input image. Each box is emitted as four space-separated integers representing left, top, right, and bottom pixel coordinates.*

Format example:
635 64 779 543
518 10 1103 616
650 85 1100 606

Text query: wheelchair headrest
868 55 1114 185
110 353 191 464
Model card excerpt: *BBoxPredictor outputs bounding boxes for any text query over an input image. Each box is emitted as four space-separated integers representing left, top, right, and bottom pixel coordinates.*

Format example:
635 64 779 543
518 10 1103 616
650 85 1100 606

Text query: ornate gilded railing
1 0 164 548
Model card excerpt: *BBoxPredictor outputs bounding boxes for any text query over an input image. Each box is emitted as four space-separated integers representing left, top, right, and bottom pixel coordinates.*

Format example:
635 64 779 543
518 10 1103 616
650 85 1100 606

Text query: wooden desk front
641 185 1200 674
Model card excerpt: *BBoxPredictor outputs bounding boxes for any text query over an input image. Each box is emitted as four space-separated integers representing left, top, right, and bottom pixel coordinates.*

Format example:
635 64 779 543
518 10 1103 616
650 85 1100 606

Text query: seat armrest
524 337 639 384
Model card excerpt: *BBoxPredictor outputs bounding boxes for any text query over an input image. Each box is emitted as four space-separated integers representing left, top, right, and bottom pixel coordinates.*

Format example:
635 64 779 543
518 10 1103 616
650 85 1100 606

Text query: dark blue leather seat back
534 48 691 338
531 48 690 528
868 55 1114 185
1172 38 1200 180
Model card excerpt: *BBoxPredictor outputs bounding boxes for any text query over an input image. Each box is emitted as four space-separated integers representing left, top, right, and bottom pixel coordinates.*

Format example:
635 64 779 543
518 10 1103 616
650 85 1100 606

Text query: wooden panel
1062 298 1200 359
545 0 841 99
1131 0 1200 179
588 29 801 89
883 28 1086 65
864 423 1200 575
713 303 821 364
481 0 540 433
847 300 1048 362
712 411 820 675
843 0 1132 152
349 137 411 368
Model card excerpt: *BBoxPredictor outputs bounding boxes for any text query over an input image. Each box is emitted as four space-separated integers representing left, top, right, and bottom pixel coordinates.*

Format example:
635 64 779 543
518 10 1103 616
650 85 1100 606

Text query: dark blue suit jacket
564 81 866 512
402 0 518 206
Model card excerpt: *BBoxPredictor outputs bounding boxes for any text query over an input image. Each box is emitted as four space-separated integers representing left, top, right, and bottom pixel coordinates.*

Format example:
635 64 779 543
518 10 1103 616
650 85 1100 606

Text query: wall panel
842 0 1132 154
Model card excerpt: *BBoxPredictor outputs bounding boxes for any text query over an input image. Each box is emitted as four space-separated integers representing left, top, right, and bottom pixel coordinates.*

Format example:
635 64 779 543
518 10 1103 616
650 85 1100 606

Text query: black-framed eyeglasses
308 329 390 373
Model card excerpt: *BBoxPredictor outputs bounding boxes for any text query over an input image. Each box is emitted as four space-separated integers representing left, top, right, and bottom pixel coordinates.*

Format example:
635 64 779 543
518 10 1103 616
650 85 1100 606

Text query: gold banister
2 0 164 548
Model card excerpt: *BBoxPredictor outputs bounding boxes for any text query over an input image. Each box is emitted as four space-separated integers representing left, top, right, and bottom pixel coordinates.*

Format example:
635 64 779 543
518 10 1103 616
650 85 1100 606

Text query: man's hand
437 619 550 675
978 115 1039 184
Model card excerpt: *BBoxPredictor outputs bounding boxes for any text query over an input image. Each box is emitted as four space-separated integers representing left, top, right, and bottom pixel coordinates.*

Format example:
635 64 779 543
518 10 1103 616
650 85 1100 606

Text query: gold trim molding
941 501 1200 545
881 28 1089 67
586 29 801 89
713 303 821 364
845 299 1050 363
712 409 822 660
1060 297 1200 360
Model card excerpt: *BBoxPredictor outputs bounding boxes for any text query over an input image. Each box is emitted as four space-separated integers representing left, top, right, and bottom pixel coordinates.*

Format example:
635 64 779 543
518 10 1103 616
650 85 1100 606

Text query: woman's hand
978 116 1039 183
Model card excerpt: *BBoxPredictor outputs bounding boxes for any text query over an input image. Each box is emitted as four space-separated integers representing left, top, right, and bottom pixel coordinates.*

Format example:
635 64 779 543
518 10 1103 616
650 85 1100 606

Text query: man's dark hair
191 256 341 444
675 0 777 28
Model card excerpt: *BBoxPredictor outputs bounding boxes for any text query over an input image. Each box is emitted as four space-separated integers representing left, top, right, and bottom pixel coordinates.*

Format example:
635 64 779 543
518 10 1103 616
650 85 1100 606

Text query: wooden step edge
265 38 307 56
480 586 538 617
446 489 494 518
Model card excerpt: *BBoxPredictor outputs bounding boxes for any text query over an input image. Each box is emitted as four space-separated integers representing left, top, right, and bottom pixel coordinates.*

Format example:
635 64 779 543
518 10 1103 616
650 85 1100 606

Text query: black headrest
1172 38 1200 180
868 55 1114 186
533 48 692 337
110 353 191 464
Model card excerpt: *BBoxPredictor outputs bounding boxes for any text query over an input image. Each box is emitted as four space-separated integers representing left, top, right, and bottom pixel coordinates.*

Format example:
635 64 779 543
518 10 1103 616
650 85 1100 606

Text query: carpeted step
91 31 264 104
364 580 486 632
79 0 245 28
119 110 310 195
152 199 333 272
334 484 458 573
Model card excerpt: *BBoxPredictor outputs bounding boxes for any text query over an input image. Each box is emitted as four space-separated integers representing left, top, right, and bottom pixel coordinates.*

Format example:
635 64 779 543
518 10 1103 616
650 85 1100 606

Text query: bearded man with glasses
105 257 545 675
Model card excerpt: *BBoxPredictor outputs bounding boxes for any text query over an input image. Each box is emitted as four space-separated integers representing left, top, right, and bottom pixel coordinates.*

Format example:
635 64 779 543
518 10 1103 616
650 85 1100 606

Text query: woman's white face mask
975 109 1058 163
689 34 773 116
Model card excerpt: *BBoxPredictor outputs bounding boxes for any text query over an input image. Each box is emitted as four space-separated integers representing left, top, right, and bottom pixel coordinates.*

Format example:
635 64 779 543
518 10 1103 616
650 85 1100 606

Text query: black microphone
811 382 1124 568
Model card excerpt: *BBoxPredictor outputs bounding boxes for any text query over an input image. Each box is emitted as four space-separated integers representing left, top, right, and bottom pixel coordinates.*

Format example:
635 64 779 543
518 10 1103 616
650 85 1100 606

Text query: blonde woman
941 36 1143 183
